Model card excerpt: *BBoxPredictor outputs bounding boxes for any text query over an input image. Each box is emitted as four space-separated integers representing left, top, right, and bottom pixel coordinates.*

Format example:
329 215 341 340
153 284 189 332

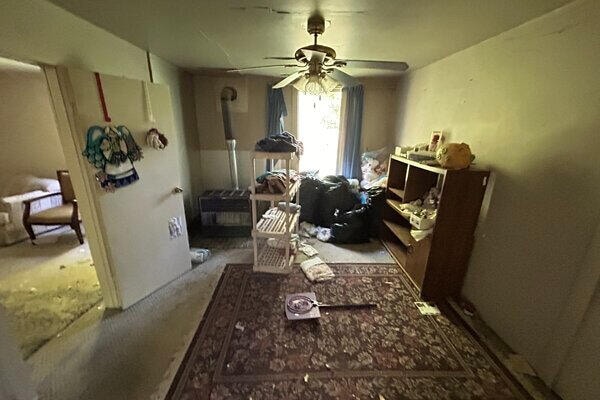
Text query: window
297 91 342 177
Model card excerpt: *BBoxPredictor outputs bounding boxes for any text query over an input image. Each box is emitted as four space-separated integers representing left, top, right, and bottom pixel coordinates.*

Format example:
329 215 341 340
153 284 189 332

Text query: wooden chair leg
72 222 84 245
23 222 36 243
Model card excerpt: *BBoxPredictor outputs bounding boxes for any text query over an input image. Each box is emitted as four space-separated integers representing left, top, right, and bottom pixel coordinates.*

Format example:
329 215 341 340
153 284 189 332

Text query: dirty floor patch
0 253 102 358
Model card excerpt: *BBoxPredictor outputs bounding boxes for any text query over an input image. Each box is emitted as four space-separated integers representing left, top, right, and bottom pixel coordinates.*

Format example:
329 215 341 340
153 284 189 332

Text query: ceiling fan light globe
304 75 325 95
321 74 341 92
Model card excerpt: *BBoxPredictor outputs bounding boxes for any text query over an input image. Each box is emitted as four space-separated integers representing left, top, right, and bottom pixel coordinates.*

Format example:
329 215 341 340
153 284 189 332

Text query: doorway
0 56 102 359
297 91 343 176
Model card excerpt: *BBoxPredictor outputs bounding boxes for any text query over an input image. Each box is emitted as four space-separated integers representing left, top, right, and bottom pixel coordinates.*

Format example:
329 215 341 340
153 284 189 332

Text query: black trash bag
365 187 386 237
319 182 360 228
330 205 371 244
298 177 323 225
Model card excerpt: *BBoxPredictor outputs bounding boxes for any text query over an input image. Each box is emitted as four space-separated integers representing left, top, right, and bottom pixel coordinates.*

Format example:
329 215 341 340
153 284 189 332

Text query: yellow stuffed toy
436 143 474 170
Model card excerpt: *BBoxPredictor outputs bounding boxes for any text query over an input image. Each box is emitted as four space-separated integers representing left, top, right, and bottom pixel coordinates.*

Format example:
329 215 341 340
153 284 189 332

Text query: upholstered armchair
22 170 83 244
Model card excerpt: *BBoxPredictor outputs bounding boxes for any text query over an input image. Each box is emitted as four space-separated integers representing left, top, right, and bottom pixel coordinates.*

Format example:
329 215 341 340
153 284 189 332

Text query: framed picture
429 131 445 152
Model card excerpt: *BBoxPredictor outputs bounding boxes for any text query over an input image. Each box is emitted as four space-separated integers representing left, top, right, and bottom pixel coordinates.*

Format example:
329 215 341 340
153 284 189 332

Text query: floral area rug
168 264 525 400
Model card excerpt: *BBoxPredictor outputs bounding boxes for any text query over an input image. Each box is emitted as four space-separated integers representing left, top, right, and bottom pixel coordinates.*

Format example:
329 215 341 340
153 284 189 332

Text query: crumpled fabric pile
299 221 331 242
255 131 303 154
255 170 299 194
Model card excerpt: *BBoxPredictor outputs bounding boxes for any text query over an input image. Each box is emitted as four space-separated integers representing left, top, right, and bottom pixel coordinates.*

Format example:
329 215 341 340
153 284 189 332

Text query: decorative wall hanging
142 80 168 150
82 125 143 192
146 128 169 150
83 73 143 191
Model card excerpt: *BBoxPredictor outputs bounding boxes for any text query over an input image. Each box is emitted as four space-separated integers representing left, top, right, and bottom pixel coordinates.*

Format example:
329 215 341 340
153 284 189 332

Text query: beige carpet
0 230 101 358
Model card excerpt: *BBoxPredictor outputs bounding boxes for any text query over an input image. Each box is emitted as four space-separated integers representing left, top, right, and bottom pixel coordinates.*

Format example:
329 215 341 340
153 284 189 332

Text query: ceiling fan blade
227 64 301 72
341 60 409 71
328 68 360 87
301 49 326 63
273 70 306 89
265 56 297 60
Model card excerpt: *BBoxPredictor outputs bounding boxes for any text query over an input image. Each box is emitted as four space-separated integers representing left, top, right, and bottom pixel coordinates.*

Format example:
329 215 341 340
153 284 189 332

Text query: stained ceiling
48 0 572 76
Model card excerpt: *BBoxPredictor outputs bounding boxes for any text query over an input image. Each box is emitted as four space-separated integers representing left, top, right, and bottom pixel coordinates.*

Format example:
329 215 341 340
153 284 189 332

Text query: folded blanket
300 257 334 282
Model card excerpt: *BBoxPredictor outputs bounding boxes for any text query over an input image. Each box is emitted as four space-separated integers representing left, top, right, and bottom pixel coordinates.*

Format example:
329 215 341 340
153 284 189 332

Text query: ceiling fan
227 13 409 95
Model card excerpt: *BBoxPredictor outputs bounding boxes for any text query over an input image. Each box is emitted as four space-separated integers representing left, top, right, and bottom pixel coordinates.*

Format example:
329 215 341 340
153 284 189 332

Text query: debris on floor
459 299 477 317
414 301 441 315
299 221 318 237
190 248 211 265
303 373 309 383
234 321 245 332
299 243 318 257
315 227 331 242
300 222 332 242
300 257 334 282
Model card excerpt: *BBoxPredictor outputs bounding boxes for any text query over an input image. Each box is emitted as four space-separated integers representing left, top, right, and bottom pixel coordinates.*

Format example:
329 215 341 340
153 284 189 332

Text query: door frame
43 65 121 308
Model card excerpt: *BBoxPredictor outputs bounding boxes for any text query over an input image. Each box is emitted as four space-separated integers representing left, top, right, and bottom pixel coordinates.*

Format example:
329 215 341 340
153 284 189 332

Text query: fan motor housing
307 14 326 35
294 45 336 64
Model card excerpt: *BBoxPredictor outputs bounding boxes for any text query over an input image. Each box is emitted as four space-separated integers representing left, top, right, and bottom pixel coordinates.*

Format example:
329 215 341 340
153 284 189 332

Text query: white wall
393 0 600 388
554 286 600 399
0 0 197 219
193 74 297 193
360 77 399 152
0 60 66 181
149 56 198 216
553 220 600 399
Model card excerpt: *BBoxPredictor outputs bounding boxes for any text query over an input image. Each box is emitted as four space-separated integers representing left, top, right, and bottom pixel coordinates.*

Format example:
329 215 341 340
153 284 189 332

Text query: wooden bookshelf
381 154 490 300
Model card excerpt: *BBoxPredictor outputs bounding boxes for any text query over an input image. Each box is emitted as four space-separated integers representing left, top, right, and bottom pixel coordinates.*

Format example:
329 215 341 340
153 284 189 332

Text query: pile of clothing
255 170 299 194
255 131 303 154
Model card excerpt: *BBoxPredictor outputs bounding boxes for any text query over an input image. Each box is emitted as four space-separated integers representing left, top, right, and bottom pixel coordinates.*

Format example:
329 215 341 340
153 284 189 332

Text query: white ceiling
48 0 572 77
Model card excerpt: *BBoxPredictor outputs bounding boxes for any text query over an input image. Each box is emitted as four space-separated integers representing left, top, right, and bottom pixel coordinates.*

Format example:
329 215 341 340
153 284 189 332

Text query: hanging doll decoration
146 128 169 150
142 81 169 150
82 73 143 192
83 125 143 192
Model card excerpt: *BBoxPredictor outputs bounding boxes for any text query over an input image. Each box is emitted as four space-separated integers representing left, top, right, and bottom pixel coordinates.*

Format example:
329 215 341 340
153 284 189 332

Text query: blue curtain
341 85 364 179
266 84 287 137
266 84 288 170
